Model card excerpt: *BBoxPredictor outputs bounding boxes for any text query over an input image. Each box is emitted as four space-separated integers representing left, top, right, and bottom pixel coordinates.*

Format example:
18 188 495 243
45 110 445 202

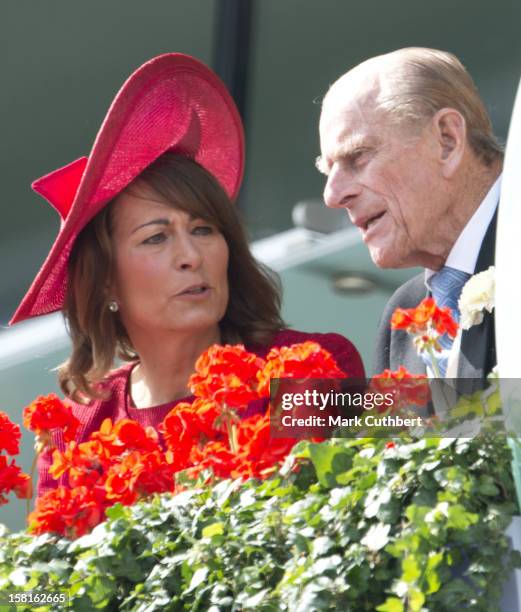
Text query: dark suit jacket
372 211 497 388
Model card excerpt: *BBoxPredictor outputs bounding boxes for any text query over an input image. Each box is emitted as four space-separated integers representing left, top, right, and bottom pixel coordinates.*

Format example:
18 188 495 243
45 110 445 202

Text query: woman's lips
175 284 211 299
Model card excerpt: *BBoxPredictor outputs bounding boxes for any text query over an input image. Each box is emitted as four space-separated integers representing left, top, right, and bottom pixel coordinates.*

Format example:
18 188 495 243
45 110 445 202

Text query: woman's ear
430 107 466 178
105 280 119 308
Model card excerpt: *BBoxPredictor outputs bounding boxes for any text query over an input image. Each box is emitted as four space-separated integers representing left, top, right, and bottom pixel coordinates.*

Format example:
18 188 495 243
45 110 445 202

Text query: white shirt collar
425 174 501 284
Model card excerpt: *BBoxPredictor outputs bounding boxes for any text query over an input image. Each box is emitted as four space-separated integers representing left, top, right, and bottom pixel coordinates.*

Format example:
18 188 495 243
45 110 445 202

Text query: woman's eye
143 232 167 245
193 225 214 236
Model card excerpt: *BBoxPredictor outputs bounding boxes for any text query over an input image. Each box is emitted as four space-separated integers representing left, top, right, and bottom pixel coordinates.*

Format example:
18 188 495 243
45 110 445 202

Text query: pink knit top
36 329 364 497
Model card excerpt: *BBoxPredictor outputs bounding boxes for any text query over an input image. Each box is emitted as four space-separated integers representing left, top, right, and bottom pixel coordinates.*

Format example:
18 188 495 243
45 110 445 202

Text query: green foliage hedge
0 435 519 611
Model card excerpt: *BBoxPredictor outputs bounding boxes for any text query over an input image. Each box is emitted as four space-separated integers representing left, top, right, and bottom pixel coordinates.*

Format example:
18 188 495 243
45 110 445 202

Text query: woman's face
109 183 229 339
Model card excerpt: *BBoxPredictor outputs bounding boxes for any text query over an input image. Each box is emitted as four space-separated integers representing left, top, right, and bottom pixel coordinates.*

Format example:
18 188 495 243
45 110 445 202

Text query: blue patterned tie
428 266 471 377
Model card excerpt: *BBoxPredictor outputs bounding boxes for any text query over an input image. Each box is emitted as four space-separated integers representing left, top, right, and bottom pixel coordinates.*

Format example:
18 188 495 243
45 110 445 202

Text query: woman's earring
108 300 119 312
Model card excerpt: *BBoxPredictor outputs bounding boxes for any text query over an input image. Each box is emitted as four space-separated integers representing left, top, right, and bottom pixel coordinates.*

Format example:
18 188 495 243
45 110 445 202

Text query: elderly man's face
319 88 448 269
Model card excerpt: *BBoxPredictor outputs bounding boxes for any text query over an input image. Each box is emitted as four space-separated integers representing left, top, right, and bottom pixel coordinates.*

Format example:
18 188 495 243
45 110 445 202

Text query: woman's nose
174 234 203 270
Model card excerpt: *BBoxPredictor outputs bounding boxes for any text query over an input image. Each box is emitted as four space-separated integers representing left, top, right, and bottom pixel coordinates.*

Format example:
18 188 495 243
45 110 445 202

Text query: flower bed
2 287 519 610
0 434 518 611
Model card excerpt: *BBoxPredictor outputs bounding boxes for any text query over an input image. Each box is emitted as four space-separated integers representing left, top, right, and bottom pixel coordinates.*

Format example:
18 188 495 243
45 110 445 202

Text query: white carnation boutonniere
458 266 495 330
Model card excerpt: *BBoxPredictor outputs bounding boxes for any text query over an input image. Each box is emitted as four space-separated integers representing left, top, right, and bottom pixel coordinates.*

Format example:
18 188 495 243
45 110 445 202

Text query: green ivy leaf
376 597 404 612
186 567 209 593
308 443 351 488
425 552 443 594
202 522 225 538
311 536 335 558
105 503 126 521
361 523 390 552
409 587 425 611
402 555 421 583
0 435 516 611
446 504 478 529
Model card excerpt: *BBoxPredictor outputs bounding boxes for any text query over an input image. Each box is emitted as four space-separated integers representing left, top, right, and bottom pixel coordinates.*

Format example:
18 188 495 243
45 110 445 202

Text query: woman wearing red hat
11 54 365 497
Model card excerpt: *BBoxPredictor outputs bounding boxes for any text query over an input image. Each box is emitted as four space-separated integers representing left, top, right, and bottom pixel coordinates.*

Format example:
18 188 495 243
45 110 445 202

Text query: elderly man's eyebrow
335 135 373 158
315 155 329 175
316 136 375 175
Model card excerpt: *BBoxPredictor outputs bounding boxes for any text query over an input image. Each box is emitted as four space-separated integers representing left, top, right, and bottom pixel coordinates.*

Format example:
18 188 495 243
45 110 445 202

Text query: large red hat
10 53 244 325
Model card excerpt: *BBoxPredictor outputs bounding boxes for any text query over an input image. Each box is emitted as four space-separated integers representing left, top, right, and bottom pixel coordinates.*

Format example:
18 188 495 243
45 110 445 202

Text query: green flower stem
26 451 39 517
425 344 453 418
226 420 238 454
426 345 442 379
223 404 238 454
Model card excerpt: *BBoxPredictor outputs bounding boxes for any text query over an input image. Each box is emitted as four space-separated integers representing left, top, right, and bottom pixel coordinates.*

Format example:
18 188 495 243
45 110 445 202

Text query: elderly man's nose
324 166 358 209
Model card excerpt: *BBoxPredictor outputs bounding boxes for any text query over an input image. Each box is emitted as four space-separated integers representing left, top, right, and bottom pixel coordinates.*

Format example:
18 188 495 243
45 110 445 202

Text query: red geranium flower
0 454 32 505
89 418 160 456
104 469 138 506
50 439 112 488
0 411 21 456
189 440 239 480
235 410 297 479
369 366 430 412
28 485 105 538
131 451 176 496
434 307 459 338
161 399 222 446
391 297 458 339
23 394 80 444
180 410 300 483
257 342 347 397
105 451 146 506
112 420 161 453
160 399 224 472
105 450 175 505
390 308 415 330
189 345 264 410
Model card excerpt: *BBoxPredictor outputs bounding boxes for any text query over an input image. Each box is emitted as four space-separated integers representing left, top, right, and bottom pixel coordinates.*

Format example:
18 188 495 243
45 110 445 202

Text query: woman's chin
157 317 221 338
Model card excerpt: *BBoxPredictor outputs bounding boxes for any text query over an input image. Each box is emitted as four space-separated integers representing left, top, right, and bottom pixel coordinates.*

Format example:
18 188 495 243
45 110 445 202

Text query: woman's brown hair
59 152 285 401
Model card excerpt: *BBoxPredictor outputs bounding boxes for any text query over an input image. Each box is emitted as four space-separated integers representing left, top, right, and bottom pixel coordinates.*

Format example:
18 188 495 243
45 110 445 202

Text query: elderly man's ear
430 108 466 178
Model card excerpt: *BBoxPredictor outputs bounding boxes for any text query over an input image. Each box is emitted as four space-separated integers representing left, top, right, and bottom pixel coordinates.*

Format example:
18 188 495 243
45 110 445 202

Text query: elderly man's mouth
360 211 386 233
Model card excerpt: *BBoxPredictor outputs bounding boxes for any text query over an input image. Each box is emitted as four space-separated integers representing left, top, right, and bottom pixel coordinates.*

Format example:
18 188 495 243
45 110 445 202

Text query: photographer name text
280 414 423 428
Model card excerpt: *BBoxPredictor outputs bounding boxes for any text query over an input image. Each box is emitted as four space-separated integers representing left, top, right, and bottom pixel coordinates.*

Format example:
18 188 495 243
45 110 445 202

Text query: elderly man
317 47 503 379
